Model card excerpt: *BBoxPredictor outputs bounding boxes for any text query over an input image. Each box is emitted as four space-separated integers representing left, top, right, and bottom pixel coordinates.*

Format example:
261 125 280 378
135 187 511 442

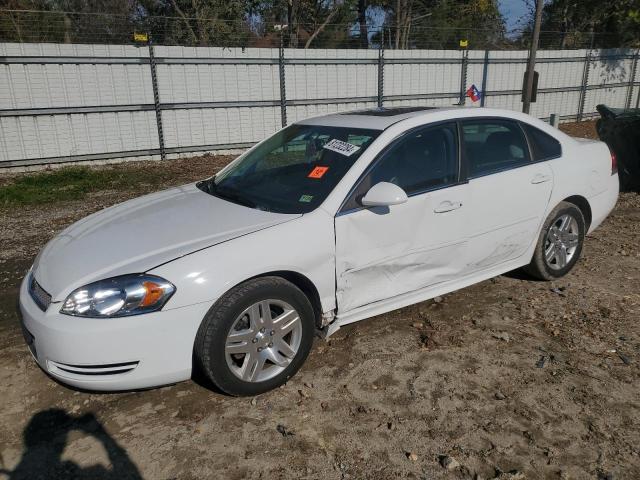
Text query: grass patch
0 166 172 206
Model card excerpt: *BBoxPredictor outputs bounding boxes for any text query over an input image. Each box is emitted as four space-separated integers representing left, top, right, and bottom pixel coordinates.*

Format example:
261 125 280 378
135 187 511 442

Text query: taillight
610 148 618 175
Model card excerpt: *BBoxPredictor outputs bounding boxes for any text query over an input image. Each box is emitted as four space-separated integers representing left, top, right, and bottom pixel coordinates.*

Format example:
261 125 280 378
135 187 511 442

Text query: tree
0 0 138 44
140 0 251 46
357 0 368 47
381 0 505 49
531 0 640 48
249 0 363 48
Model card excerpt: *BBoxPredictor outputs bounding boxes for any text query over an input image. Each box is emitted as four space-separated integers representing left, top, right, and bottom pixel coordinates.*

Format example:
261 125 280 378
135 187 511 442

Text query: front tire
524 201 586 281
194 276 315 396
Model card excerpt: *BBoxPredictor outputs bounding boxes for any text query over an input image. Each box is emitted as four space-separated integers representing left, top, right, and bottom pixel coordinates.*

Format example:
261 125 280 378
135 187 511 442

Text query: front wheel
524 201 586 281
194 276 315 396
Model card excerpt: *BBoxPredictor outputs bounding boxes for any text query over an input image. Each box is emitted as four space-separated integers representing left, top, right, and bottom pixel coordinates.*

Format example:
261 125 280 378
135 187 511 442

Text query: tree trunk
394 0 412 50
63 14 72 44
559 4 568 49
305 7 339 48
357 0 368 48
8 12 23 43
288 0 298 48
170 0 199 45
395 0 401 49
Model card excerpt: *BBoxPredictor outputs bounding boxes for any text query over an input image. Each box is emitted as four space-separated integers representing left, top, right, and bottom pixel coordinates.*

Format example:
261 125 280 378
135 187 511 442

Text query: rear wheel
524 201 586 281
194 276 315 396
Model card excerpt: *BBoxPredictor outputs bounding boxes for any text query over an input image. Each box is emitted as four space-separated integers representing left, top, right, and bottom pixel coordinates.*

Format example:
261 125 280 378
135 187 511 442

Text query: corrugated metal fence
1 42 639 168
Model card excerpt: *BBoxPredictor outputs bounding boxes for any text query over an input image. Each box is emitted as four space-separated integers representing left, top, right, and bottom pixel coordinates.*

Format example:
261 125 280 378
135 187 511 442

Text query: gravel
1 123 639 478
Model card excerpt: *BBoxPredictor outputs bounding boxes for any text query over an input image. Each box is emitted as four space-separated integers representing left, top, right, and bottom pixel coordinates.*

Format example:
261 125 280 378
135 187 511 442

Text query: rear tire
194 276 315 396
524 201 586 281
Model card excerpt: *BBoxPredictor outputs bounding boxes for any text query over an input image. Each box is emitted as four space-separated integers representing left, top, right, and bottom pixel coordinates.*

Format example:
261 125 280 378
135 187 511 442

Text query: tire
194 276 315 396
524 201 586 281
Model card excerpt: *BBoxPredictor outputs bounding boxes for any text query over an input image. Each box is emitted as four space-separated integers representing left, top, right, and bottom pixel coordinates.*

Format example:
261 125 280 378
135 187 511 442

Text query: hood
34 183 300 301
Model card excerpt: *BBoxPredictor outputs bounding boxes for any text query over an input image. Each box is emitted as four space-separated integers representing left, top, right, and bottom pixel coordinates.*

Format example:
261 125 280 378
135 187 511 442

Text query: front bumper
18 274 212 391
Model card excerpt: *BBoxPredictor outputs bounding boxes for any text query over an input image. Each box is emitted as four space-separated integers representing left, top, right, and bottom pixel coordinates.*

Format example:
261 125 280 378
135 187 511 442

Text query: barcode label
323 139 361 157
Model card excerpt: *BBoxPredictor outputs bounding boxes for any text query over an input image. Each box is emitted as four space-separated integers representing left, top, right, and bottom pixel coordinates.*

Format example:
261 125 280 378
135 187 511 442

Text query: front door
334 122 469 312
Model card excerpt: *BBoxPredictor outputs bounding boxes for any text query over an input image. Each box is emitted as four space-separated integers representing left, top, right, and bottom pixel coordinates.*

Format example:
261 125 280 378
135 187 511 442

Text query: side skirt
324 255 531 338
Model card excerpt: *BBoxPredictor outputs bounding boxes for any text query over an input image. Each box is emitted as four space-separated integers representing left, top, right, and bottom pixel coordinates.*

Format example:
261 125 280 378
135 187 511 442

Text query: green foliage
0 0 139 44
538 0 640 48
0 166 170 206
1 0 638 48
249 0 368 48
140 0 252 47
379 0 505 49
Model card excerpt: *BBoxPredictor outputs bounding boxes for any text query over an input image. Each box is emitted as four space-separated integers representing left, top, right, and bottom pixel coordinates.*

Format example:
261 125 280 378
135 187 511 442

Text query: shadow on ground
1 409 142 480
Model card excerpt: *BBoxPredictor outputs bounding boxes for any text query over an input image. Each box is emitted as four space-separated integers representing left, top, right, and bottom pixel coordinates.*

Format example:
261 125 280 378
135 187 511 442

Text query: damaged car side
19 106 619 396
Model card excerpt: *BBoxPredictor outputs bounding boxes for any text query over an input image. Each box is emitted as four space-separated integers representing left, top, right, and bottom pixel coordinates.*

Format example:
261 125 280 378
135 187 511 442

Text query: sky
498 0 531 32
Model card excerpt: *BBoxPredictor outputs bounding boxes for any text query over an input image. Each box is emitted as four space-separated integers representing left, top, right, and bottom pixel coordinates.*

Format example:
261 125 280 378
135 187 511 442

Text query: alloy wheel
224 299 302 382
544 213 580 270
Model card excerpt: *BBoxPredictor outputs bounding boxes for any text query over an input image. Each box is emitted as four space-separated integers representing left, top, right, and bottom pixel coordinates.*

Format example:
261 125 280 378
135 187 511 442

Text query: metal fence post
625 50 639 110
577 50 592 122
458 49 469 105
480 50 489 107
377 41 384 108
278 37 287 128
147 36 166 161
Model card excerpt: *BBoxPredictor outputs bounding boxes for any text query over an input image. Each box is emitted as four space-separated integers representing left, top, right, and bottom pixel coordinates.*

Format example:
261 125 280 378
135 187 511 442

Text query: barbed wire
0 9 625 50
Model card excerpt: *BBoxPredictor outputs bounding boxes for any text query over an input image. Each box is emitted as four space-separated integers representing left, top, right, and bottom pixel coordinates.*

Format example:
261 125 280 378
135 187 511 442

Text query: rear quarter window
521 123 562 161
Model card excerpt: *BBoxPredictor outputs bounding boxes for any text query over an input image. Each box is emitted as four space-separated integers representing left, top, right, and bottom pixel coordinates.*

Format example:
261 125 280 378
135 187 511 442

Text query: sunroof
340 106 438 117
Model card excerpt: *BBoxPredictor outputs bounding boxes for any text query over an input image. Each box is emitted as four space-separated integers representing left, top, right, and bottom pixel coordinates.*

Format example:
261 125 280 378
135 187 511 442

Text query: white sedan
19 107 618 396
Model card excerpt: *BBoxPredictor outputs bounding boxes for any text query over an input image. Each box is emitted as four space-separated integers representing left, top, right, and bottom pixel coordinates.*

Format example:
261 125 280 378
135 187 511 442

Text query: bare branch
170 0 199 44
304 6 339 48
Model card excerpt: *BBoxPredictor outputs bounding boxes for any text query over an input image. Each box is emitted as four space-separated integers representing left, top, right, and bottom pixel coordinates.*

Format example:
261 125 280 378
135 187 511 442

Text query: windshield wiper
199 179 259 209
216 189 258 209
196 178 215 195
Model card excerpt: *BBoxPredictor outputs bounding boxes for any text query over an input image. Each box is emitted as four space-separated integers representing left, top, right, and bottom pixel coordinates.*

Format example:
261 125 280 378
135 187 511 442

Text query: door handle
434 201 463 213
531 173 551 184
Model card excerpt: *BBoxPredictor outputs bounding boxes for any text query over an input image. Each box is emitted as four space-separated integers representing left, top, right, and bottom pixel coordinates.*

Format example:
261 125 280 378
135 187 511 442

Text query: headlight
60 274 175 318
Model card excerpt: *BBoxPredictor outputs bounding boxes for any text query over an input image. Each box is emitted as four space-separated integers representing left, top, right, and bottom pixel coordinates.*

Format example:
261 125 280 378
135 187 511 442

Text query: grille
29 275 52 312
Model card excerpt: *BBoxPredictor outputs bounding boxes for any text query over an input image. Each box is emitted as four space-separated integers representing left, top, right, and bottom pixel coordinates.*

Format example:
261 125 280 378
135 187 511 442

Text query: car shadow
501 268 546 282
190 356 227 395
3 409 143 480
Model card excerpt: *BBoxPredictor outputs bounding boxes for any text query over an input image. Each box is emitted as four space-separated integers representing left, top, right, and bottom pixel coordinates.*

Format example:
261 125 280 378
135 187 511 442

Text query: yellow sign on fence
459 39 469 48
134 33 149 43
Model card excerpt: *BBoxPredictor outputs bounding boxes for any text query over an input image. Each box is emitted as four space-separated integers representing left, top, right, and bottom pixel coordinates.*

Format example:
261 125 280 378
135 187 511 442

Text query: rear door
461 118 554 272
334 122 469 312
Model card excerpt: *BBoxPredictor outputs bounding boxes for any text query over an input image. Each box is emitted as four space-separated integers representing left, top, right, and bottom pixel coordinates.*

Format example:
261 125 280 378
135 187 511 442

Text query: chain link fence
0 9 628 50
1 10 638 168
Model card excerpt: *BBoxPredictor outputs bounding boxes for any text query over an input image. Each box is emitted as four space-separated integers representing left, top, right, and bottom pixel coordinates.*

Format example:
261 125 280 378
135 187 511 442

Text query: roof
297 106 463 130
295 106 576 144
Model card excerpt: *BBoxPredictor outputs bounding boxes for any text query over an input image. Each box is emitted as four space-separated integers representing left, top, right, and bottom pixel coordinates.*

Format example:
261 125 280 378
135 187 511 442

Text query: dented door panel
335 184 468 312
465 162 554 271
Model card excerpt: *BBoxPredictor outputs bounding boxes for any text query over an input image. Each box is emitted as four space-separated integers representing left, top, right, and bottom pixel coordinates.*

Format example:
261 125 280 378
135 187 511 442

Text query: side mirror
361 182 408 207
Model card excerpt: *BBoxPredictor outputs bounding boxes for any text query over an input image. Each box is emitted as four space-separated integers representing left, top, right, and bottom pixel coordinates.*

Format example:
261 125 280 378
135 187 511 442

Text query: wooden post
523 0 543 114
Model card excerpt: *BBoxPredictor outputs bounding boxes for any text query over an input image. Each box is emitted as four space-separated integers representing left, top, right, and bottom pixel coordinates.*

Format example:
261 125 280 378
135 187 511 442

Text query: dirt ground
1 121 639 480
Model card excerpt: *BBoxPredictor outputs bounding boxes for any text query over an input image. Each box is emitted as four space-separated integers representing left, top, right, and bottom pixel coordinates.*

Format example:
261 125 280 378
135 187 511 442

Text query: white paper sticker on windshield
323 139 361 157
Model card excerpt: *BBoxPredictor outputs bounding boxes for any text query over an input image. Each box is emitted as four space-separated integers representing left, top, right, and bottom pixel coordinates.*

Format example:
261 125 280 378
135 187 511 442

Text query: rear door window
461 120 531 178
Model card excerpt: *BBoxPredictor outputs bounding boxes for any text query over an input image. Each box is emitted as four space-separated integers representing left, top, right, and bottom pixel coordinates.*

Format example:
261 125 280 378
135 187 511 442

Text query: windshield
198 124 380 214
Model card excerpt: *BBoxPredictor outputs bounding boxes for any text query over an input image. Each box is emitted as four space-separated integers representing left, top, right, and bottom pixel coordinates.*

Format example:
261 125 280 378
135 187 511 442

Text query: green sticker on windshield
299 194 313 203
